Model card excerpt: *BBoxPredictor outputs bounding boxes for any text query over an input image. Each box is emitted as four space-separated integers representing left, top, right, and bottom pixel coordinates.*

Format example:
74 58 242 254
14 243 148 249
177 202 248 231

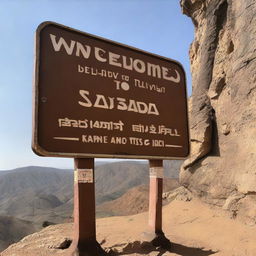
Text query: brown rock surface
2 194 256 256
180 0 256 222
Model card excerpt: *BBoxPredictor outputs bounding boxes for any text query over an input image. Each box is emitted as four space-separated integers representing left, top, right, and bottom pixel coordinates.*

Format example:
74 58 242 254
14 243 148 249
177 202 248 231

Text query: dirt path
1 198 256 256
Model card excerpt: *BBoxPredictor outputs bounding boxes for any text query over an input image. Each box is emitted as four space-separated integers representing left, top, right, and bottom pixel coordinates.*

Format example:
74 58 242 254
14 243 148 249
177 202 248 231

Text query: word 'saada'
49 34 180 83
78 90 159 116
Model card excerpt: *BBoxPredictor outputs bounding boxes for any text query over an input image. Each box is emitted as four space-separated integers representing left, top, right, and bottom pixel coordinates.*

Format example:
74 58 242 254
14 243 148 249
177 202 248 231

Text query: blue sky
0 0 194 170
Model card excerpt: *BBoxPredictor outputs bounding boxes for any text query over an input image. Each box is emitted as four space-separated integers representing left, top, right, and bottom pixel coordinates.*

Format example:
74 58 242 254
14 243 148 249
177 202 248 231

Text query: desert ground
2 194 256 256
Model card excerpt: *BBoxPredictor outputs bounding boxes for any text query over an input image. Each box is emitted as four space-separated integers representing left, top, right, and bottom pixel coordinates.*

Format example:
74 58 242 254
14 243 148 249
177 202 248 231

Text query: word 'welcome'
50 34 181 83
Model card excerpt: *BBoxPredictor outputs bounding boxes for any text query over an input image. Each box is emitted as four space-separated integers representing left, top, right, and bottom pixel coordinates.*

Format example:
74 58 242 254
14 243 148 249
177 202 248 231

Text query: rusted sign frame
32 21 190 160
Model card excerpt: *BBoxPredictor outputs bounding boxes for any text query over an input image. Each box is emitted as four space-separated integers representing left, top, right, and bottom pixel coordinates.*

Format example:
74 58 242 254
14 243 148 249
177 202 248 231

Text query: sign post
70 158 106 255
148 159 163 236
142 159 170 247
32 21 190 255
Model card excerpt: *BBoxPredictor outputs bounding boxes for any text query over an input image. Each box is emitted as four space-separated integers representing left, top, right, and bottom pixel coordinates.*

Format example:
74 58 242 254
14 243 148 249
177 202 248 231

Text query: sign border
32 21 190 160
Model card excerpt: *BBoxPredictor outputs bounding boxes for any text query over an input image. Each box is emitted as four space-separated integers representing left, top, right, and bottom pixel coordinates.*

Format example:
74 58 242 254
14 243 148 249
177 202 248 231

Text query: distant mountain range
97 178 180 217
0 160 182 251
0 166 73 226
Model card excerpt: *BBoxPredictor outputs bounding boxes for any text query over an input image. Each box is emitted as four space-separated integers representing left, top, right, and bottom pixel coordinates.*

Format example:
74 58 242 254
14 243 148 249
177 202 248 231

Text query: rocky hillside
0 216 36 252
180 0 256 224
0 166 73 226
97 178 180 217
0 161 182 251
0 161 182 222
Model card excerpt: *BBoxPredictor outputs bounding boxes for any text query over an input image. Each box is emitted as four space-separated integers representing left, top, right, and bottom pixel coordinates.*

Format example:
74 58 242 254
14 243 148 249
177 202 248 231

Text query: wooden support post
143 159 170 247
148 159 164 235
69 158 106 256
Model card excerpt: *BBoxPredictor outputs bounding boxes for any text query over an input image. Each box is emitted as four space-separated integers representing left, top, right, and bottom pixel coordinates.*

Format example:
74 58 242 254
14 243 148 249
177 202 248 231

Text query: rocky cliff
180 0 256 224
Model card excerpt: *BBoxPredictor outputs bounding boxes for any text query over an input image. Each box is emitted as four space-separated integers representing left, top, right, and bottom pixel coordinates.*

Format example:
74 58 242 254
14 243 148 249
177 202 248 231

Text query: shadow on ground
171 242 217 256
108 240 218 256
64 237 217 256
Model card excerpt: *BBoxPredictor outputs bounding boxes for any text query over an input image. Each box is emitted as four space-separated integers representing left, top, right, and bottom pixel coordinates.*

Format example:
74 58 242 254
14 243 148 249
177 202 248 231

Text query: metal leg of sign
143 159 171 248
69 158 106 256
149 159 163 235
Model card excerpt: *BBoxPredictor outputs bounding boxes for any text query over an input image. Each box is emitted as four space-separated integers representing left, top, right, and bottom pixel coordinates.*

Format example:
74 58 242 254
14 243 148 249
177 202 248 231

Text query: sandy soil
1 197 256 256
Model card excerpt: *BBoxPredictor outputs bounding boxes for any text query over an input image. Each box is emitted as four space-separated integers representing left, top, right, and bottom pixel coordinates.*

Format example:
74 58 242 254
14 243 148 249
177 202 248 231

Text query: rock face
180 0 256 224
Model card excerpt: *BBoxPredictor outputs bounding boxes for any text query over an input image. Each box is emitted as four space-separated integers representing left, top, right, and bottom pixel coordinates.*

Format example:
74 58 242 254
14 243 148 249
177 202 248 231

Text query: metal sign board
32 21 190 159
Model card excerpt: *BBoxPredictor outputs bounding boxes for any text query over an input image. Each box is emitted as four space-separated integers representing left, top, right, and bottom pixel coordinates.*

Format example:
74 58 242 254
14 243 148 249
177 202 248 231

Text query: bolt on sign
32 22 190 159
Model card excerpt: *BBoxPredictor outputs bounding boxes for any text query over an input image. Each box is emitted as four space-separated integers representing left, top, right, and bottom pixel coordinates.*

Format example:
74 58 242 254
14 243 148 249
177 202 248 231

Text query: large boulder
180 0 256 223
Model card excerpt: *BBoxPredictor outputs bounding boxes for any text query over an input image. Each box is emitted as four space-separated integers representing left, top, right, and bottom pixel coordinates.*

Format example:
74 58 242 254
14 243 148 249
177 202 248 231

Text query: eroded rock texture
180 0 256 224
